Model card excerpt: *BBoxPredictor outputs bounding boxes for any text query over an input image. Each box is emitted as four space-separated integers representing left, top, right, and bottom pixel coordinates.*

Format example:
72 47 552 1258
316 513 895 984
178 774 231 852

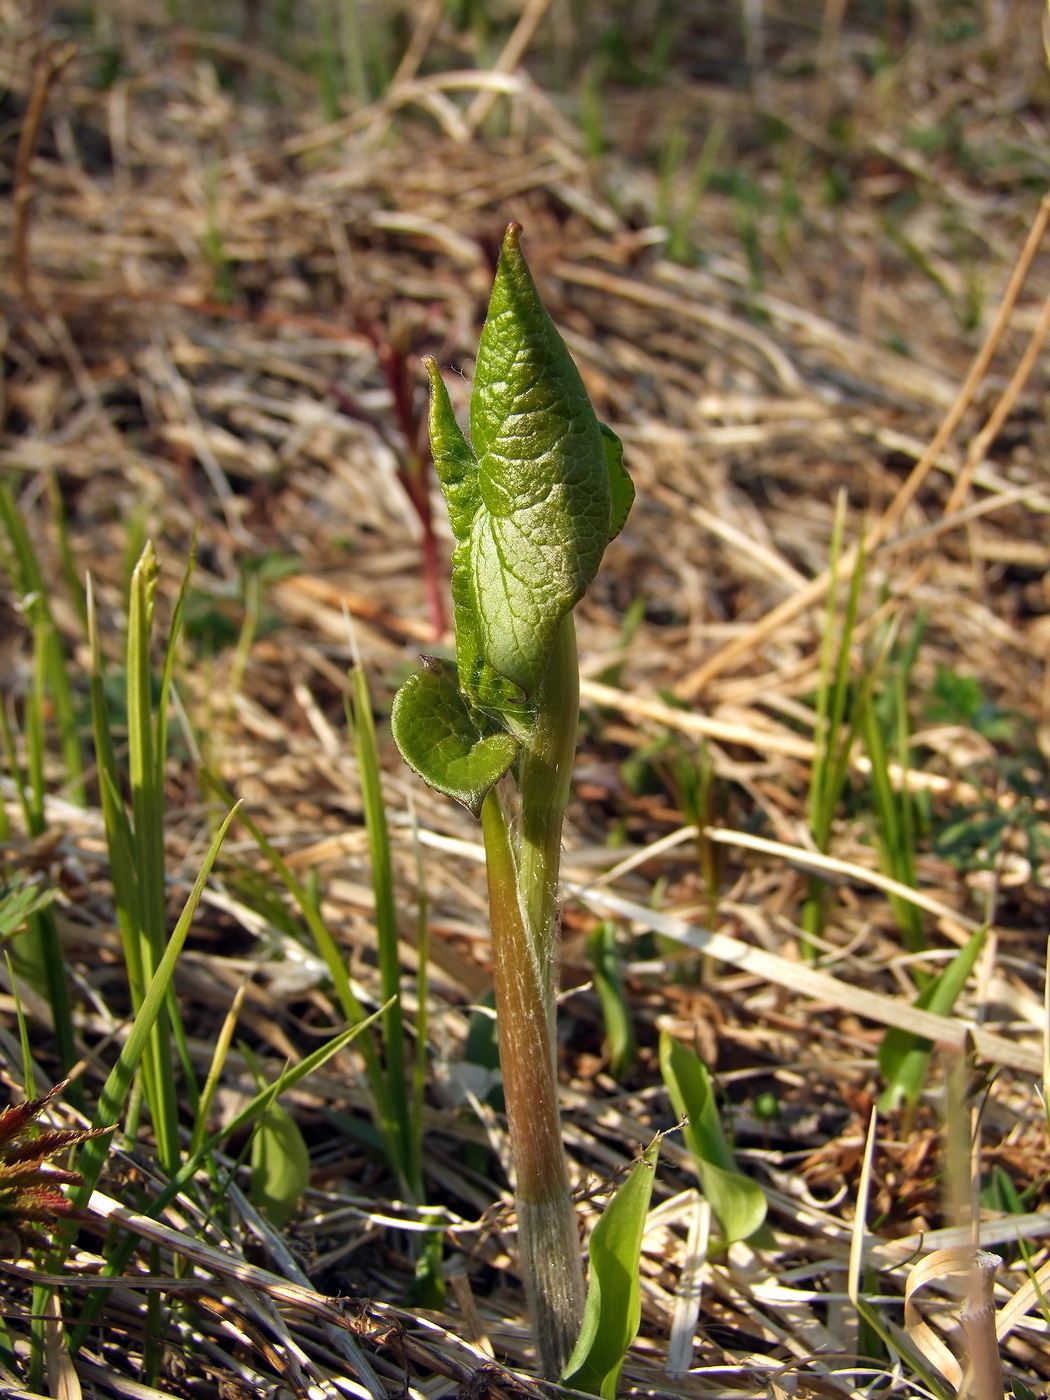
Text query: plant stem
480 616 584 1379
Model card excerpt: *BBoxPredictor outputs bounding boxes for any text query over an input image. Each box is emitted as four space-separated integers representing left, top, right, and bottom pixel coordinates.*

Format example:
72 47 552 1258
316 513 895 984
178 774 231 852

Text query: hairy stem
480 617 585 1376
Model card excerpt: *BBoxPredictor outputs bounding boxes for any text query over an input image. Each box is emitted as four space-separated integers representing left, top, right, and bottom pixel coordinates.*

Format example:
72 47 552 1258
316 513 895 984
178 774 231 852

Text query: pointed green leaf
456 223 625 699
251 1098 311 1229
426 359 478 541
660 1032 766 1244
391 658 519 817
562 1140 659 1397
878 924 986 1111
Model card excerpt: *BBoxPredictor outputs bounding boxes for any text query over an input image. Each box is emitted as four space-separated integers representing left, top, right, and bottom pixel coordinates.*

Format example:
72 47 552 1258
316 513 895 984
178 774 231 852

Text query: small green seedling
660 1032 766 1246
562 1140 659 1398
392 223 633 1378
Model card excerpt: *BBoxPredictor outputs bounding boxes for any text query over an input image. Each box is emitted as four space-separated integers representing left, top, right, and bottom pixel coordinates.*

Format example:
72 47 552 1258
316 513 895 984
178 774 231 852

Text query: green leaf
877 924 986 1111
659 1032 766 1244
250 1098 311 1229
431 222 631 702
587 921 636 1079
562 1140 658 1397
391 658 519 816
425 359 520 710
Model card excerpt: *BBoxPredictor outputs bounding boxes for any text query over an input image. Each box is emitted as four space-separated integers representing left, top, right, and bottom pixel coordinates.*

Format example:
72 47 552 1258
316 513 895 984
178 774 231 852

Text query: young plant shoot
392 222 633 1378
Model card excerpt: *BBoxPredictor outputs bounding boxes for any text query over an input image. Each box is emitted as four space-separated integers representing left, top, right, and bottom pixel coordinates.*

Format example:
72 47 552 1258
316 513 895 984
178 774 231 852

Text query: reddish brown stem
12 41 76 308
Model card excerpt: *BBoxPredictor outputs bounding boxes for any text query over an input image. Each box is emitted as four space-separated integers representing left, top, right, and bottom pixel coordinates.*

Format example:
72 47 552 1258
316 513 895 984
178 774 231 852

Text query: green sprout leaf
390 658 519 816
250 1097 311 1229
562 1140 659 1397
660 1032 766 1245
426 222 633 706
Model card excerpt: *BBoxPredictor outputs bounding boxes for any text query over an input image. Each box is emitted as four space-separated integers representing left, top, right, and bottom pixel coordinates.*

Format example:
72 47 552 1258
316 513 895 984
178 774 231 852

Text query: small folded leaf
426 359 479 541
562 1139 659 1397
391 658 519 817
660 1032 766 1244
600 424 634 545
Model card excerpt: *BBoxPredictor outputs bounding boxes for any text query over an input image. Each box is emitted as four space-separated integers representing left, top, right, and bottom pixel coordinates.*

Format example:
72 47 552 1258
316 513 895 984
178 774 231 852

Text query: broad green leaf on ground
562 1139 659 1397
660 1032 766 1244
877 924 986 1111
250 1097 311 1228
425 223 633 704
390 658 519 816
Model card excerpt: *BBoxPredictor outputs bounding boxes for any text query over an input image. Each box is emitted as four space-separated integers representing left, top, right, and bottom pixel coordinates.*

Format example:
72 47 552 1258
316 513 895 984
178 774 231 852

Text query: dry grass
2 0 1050 1396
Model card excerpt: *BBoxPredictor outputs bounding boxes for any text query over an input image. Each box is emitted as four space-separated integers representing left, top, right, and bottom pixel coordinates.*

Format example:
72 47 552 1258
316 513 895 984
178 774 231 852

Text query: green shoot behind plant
659 1031 766 1245
861 616 927 954
391 222 633 1378
801 497 867 956
587 922 636 1080
561 1140 659 1398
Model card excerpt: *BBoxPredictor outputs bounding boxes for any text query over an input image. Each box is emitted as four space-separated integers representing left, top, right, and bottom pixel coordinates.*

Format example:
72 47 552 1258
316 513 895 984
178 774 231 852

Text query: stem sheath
480 616 584 1378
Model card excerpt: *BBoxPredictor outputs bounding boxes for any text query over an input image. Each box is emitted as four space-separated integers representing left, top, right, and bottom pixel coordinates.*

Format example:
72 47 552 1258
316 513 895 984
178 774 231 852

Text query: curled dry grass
1 1 1050 1396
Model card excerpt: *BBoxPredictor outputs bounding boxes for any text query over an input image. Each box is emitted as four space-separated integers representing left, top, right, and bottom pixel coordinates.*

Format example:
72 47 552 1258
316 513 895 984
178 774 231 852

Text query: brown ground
2 2 1050 1396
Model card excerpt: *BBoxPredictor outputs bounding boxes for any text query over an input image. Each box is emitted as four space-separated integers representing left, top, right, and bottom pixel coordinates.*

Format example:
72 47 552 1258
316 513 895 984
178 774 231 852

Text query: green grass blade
39 801 241 1346
808 493 846 845
349 665 412 1191
155 545 194 775
189 981 246 1162
408 811 429 1212
91 560 182 1173
199 769 405 1174
45 471 87 631
66 997 389 1355
587 921 636 1079
69 800 242 1206
877 924 987 1111
862 692 925 953
0 481 85 806
561 1139 659 1397
126 544 167 969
